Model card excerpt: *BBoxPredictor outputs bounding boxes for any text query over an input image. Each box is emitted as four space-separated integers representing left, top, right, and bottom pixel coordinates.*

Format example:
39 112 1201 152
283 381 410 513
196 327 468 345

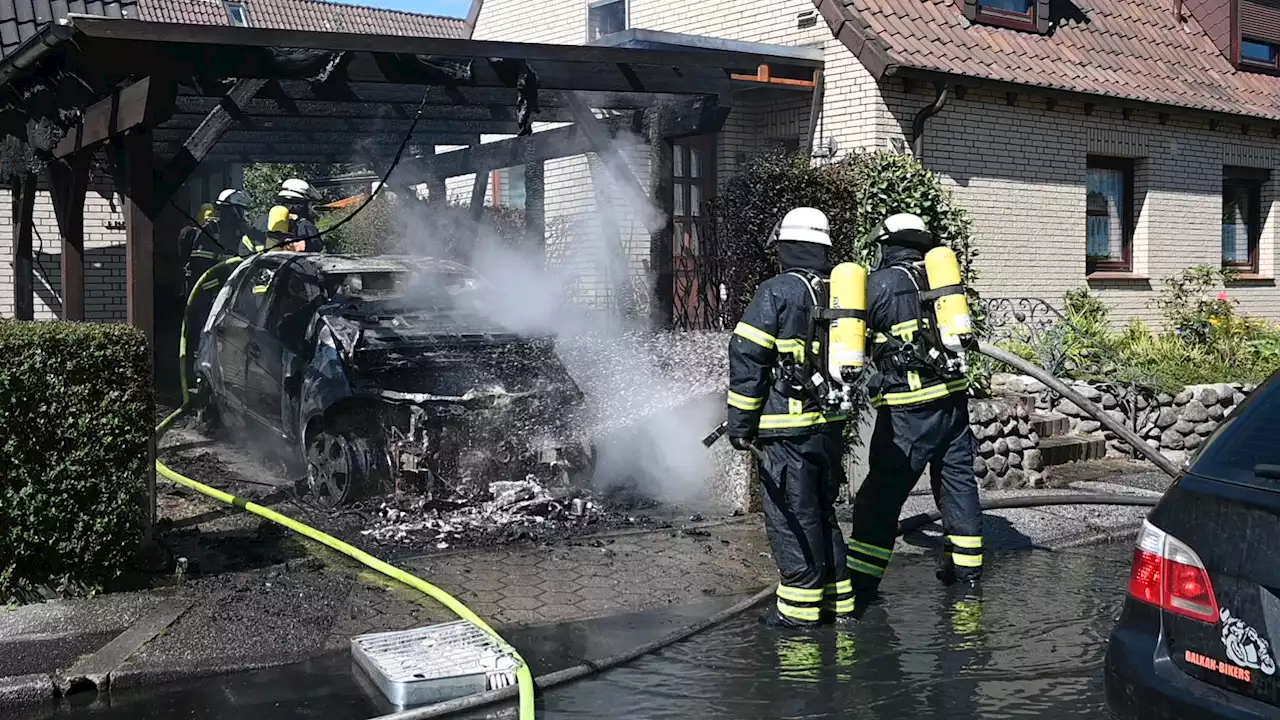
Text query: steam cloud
385 134 721 510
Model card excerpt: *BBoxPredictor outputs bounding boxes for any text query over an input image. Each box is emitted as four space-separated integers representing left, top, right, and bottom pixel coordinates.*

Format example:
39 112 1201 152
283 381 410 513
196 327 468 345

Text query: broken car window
231 258 284 323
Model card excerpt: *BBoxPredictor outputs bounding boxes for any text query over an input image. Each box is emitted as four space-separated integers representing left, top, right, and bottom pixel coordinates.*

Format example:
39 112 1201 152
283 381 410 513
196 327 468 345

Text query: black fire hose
370 492 1157 720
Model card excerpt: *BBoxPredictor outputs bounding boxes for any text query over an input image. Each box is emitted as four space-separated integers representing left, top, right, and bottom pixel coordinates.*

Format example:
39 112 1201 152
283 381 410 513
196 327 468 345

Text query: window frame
670 133 717 257
1222 166 1268 275
586 0 627 42
1085 155 1135 275
974 0 1038 32
223 0 251 27
1241 38 1280 70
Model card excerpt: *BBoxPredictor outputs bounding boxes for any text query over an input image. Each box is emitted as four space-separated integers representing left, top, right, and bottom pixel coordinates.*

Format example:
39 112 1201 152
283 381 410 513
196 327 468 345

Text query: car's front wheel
304 429 384 509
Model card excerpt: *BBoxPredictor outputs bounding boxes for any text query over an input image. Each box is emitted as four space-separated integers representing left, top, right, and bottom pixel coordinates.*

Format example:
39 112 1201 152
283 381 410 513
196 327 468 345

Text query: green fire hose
156 258 537 720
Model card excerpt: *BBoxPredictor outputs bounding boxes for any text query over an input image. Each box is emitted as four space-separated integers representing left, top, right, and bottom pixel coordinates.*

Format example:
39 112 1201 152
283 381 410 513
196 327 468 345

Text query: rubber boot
759 606 817 630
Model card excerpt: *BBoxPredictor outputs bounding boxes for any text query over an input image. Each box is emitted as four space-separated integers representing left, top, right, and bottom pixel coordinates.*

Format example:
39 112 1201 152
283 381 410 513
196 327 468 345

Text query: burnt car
192 252 595 508
1105 368 1280 719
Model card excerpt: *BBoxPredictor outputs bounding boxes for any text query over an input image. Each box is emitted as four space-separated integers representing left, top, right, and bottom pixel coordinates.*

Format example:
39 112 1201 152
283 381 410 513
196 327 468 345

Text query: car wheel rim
307 432 353 510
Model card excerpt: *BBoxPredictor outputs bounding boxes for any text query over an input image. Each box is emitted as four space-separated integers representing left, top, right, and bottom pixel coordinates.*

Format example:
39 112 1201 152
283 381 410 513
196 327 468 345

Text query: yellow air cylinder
197 203 217 225
267 205 305 252
827 261 868 383
924 246 973 352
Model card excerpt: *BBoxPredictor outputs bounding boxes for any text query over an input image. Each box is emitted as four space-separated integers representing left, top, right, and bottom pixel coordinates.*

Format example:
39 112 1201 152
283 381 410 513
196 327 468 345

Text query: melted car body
193 253 594 507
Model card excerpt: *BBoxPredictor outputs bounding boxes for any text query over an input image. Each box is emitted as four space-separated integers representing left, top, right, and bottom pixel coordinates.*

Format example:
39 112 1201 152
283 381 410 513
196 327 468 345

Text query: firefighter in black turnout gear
181 189 250 389
727 207 860 629
848 213 983 598
243 178 322 255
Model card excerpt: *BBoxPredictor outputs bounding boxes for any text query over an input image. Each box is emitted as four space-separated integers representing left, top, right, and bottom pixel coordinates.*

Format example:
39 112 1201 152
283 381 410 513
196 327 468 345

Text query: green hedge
0 321 152 599
708 150 978 323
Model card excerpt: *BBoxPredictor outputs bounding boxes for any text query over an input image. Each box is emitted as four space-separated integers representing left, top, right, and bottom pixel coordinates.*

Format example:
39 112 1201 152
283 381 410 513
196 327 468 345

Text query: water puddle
34 542 1133 720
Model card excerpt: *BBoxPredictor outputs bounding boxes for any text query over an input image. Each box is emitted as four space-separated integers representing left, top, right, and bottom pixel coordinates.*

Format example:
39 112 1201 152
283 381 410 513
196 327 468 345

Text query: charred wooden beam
172 94 529 123
646 107 674 331
163 113 530 137
152 128 481 148
524 157 544 248
54 77 177 159
121 130 156 346
9 172 37 320
418 96 727 182
152 78 267 215
47 154 91 321
564 92 660 236
264 82 697 113
469 170 489 220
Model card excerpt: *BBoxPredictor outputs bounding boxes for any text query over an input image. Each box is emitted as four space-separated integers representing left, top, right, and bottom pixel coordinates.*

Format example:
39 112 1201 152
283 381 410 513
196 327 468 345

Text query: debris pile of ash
359 478 649 548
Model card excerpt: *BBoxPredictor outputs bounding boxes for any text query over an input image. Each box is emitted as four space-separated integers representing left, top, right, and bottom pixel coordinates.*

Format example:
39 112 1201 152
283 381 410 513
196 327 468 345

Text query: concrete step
1039 434 1107 466
1031 411 1071 439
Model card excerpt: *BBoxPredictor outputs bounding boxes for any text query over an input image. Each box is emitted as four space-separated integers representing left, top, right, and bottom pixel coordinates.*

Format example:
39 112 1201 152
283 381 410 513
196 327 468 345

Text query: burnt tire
304 430 384 510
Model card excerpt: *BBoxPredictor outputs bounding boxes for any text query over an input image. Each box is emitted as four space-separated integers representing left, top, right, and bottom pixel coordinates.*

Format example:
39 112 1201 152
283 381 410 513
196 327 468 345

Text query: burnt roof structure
0 13 821 346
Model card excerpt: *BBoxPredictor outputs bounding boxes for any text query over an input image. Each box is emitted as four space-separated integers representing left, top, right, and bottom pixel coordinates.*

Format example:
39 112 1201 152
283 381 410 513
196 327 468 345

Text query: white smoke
380 134 720 510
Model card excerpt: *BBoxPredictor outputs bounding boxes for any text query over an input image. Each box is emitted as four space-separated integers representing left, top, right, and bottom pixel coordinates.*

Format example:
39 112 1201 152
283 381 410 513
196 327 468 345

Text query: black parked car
1106 368 1280 718
193 252 595 508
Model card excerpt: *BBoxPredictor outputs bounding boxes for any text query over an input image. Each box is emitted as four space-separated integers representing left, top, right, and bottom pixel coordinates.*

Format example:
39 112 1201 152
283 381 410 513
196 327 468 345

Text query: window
1086 155 1134 273
1242 39 1279 69
232 257 285 323
973 0 1037 32
1223 167 1268 273
223 1 250 27
587 0 626 41
672 135 715 257
491 166 526 210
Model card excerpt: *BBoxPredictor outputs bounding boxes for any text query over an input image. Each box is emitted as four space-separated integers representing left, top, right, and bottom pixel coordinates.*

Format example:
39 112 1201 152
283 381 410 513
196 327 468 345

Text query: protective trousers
758 427 853 624
848 393 982 592
182 263 231 389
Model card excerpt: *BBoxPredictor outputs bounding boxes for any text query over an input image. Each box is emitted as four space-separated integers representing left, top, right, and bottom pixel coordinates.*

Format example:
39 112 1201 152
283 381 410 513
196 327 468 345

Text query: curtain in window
1222 184 1252 266
1086 168 1125 261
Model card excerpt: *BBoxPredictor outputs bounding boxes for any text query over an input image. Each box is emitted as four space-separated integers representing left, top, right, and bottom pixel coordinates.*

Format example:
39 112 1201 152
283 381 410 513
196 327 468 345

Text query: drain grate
351 621 521 707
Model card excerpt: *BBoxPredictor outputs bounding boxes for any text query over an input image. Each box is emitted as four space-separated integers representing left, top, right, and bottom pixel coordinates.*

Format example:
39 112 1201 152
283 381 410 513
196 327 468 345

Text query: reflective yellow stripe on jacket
727 391 764 411
870 378 970 408
733 322 776 350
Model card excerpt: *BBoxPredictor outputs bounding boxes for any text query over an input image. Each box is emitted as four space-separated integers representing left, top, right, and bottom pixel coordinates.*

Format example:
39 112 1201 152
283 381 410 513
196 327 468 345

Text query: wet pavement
25 540 1135 720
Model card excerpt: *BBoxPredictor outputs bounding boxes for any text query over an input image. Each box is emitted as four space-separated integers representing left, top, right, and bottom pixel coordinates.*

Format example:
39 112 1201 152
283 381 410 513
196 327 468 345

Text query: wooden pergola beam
417 96 727 181
53 76 177 159
47 154 91 321
120 129 156 345
9 172 36 321
152 78 267 215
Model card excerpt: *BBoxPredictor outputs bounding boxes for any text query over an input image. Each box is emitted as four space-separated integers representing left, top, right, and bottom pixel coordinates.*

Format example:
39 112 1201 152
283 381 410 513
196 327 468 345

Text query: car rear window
1189 370 1280 489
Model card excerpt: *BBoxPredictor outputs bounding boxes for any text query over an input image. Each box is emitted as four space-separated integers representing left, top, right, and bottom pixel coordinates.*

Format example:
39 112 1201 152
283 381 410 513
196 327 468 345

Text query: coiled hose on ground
158 270 1172 720
157 259 537 719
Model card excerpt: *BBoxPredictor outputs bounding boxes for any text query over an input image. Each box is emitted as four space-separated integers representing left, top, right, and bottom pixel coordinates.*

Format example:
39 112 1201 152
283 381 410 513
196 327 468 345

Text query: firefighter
847 212 982 601
178 190 249 390
242 178 322 255
727 207 854 629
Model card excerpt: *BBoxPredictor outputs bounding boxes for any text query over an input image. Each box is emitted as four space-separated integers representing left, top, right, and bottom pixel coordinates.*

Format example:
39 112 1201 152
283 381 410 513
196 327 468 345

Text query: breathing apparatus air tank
923 246 973 352
826 261 868 385
267 205 305 252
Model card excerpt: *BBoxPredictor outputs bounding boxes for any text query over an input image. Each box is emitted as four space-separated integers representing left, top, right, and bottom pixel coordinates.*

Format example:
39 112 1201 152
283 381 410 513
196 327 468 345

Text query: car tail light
1127 520 1220 623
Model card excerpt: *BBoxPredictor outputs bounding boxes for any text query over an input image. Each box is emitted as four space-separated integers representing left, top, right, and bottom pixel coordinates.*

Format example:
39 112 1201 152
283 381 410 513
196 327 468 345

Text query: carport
0 15 822 358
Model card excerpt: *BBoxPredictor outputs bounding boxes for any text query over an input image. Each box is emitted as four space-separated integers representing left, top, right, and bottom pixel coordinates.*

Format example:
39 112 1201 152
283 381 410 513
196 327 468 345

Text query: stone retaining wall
969 397 1044 489
991 373 1256 465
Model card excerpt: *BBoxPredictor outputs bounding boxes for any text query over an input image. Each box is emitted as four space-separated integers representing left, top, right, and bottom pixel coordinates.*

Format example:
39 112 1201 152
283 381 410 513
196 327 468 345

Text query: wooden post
646 108 674 330
122 129 155 346
48 153 91 321
523 157 544 249
469 170 489 220
9 172 36 321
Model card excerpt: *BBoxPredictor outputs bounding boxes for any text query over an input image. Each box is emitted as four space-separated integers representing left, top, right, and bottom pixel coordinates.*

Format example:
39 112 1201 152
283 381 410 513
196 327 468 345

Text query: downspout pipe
910 83 951 162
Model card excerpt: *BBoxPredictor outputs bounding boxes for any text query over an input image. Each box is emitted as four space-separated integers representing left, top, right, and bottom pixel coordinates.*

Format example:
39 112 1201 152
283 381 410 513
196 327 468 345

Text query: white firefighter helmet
278 178 321 203
773 207 832 247
214 188 249 208
875 212 935 249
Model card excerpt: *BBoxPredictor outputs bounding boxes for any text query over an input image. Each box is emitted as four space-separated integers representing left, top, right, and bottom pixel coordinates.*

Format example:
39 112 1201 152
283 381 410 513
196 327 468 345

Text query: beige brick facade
472 0 1280 326
885 82 1280 324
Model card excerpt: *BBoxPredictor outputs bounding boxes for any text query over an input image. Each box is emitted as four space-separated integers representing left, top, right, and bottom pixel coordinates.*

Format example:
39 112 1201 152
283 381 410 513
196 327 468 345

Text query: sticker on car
1221 607 1277 676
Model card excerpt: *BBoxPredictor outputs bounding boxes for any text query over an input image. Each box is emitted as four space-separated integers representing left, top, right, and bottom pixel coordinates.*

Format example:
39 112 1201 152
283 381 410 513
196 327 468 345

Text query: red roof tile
822 0 1280 121
135 0 465 38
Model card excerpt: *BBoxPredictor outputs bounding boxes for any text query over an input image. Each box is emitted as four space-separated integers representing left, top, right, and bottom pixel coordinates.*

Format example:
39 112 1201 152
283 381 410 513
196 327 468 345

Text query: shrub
708 150 978 322
0 321 152 600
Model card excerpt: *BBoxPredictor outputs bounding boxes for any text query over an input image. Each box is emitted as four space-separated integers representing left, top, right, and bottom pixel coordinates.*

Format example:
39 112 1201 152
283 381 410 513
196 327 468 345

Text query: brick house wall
885 83 1280 325
0 163 130 321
